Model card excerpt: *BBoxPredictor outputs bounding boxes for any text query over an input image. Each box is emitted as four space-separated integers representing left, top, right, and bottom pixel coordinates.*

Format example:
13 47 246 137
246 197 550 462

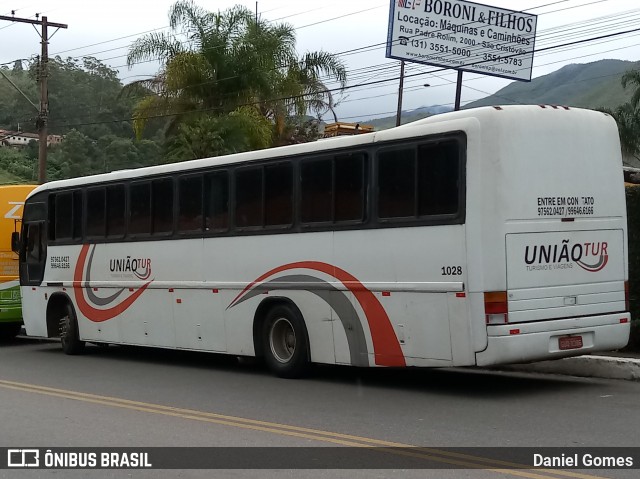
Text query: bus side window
86 188 106 238
417 141 459 216
129 182 151 236
265 163 293 226
72 190 83 240
235 167 262 228
107 185 126 238
25 223 41 263
300 158 332 223
378 148 416 218
335 153 366 222
152 178 174 234
178 175 203 233
54 193 73 240
204 171 229 231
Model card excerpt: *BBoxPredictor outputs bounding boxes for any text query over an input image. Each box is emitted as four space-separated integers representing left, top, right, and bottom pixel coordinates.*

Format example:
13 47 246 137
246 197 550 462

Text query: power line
4 0 638 128
47 23 640 130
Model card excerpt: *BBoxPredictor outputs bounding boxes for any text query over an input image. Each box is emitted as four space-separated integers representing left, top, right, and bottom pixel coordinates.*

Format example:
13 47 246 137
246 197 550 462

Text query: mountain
363 105 453 131
358 59 639 131
463 59 638 110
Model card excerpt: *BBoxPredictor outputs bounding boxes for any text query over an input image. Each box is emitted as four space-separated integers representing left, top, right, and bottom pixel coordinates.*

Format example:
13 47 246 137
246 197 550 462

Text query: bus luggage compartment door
505 229 626 323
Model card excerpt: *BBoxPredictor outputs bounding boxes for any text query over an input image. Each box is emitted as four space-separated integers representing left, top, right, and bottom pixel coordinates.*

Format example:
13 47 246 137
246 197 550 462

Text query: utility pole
0 14 67 184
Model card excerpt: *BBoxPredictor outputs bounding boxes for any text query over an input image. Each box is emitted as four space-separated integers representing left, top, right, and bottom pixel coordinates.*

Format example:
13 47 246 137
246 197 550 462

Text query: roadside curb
496 355 640 381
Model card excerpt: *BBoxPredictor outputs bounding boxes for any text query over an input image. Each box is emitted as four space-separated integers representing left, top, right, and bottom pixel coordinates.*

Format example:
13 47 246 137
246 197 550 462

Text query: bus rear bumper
476 313 631 367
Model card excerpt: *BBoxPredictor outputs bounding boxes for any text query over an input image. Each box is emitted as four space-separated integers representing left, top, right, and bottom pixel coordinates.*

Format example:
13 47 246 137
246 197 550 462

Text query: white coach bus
16 105 630 377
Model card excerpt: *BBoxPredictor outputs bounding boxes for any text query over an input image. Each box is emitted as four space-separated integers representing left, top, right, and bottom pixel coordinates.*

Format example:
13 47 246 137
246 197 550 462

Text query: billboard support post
396 61 405 126
454 71 463 111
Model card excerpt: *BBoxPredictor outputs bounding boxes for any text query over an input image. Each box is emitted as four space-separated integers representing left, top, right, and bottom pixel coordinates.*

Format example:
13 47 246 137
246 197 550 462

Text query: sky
0 0 639 124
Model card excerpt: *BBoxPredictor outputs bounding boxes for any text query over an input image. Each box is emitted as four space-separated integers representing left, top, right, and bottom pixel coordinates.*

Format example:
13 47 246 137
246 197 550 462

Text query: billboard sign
386 0 537 81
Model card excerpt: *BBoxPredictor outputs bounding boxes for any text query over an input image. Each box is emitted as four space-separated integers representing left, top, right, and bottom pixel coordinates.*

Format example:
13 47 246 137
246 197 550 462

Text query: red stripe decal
73 244 152 323
231 261 405 367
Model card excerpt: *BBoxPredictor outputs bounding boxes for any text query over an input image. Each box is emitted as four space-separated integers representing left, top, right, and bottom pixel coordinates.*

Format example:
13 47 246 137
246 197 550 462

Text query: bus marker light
509 329 520 335
620 318 628 323
169 288 174 292
382 291 391 297
176 299 182 304
456 292 466 298
93 288 98 291
129 288 134 292
212 289 219 293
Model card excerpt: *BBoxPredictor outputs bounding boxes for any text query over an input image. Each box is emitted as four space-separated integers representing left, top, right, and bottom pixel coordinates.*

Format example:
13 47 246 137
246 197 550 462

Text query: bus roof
26 105 614 199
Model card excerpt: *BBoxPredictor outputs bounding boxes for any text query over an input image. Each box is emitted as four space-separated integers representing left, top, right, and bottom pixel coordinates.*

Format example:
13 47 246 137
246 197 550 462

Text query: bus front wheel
262 304 310 378
59 303 85 355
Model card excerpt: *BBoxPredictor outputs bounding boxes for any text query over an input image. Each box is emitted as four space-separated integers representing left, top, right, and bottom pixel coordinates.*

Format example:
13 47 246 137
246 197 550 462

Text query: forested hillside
1 1 345 184
0 57 164 183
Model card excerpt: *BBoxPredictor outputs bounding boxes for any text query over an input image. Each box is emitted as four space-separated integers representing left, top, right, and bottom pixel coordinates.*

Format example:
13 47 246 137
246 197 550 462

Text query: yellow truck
0 185 36 338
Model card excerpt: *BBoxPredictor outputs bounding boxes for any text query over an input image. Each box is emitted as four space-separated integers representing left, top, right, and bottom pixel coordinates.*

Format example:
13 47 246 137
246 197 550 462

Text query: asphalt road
0 336 638 479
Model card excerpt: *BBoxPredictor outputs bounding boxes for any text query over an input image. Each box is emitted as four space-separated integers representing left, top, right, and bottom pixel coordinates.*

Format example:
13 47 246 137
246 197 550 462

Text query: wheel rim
269 317 296 363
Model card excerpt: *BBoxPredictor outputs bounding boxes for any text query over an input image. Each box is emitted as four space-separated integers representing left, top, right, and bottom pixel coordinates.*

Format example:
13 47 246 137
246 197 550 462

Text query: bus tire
59 302 85 355
262 304 310 378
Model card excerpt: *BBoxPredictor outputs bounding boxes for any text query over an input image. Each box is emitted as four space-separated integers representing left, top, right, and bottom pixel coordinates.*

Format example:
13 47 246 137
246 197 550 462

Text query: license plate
559 335 583 350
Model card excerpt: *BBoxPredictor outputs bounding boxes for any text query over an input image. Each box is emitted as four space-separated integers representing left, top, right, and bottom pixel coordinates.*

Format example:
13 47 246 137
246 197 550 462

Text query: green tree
126 0 346 155
608 104 640 162
55 129 100 178
164 107 272 162
0 147 36 182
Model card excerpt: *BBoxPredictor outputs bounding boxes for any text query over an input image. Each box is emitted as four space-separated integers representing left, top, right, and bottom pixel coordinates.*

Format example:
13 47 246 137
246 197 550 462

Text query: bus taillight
485 291 508 324
625 281 630 311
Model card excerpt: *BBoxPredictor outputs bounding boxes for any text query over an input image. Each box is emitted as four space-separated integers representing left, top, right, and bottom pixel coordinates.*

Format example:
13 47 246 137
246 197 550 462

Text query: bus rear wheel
59 303 85 355
262 304 310 378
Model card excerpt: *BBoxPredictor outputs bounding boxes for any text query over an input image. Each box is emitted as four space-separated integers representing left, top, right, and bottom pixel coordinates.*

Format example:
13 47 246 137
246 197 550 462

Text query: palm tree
602 103 640 163
622 69 640 109
126 1 347 155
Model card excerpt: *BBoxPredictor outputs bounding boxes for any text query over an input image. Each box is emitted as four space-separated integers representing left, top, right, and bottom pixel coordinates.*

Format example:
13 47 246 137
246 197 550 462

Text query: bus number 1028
441 266 463 276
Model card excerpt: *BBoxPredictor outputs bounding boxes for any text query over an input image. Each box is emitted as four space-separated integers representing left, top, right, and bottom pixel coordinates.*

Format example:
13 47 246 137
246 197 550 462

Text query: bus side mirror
11 231 20 254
